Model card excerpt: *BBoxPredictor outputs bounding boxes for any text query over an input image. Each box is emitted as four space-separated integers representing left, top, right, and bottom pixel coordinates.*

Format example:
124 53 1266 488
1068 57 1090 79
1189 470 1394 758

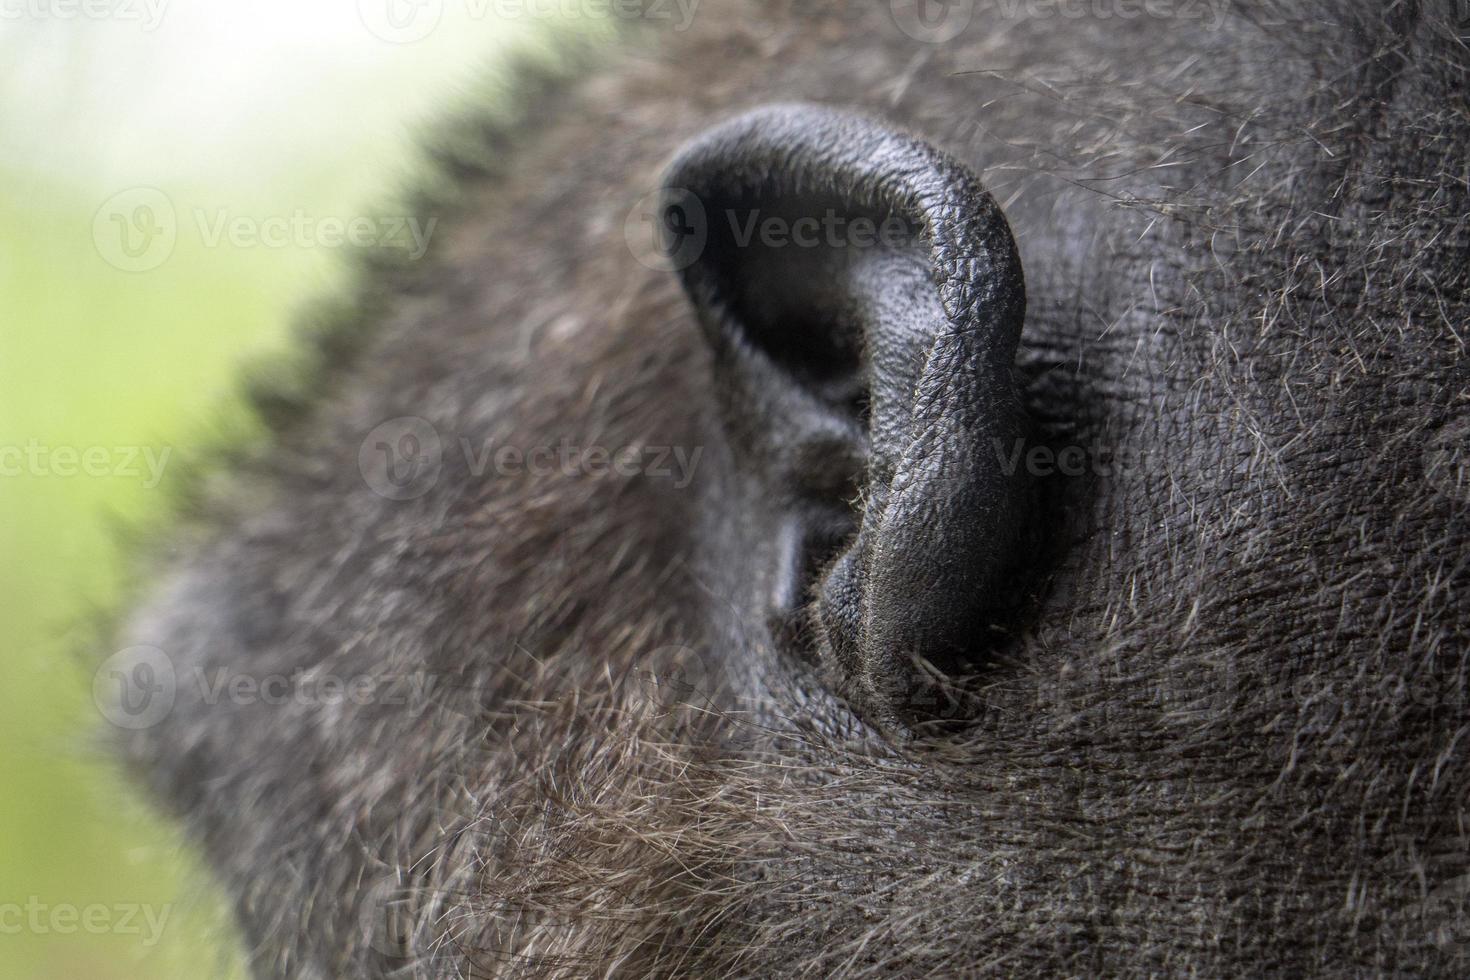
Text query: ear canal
662 102 1028 727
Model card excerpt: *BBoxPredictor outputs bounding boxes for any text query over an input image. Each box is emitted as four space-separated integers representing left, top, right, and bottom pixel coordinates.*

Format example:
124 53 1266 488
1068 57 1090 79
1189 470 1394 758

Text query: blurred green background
0 4 591 976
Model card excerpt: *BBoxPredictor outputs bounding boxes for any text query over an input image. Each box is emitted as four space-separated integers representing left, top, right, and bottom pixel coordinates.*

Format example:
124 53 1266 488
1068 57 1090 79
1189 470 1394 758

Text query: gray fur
111 1 1470 975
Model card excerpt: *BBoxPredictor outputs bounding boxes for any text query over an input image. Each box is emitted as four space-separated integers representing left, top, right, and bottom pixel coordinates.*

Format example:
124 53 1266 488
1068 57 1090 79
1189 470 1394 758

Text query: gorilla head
109 1 1470 975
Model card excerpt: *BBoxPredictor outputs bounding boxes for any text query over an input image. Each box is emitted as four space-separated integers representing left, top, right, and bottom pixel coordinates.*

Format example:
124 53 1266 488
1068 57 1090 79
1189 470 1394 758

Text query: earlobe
662 103 1028 726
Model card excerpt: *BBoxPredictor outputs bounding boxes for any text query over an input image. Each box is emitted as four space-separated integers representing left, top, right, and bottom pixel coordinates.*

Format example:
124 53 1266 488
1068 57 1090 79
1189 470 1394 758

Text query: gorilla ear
662 103 1029 726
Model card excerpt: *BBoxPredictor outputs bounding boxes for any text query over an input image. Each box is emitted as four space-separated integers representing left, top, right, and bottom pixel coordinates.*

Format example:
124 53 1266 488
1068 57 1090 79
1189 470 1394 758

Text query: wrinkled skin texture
115 1 1470 976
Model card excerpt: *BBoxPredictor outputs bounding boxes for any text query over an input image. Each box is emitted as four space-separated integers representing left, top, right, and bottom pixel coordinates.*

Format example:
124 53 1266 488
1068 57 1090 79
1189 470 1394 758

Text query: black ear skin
662 104 1030 727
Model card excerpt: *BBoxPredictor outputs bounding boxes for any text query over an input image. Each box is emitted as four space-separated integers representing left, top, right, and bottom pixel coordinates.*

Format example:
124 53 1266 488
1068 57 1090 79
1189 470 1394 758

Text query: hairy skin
112 1 1470 976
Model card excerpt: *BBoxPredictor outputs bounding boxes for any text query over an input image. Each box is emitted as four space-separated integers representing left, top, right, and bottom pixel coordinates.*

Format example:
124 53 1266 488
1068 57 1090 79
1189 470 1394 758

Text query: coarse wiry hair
112 0 1470 976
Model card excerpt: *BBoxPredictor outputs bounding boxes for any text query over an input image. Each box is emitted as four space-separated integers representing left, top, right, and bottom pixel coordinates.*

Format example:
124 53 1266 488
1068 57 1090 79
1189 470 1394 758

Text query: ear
662 103 1028 725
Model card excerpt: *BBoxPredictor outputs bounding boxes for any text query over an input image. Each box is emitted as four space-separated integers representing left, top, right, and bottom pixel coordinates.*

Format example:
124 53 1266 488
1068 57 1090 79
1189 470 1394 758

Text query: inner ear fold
693 187 923 420
662 103 1029 728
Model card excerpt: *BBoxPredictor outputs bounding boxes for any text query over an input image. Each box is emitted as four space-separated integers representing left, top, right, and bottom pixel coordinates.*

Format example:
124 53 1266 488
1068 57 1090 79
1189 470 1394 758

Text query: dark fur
114 1 1470 975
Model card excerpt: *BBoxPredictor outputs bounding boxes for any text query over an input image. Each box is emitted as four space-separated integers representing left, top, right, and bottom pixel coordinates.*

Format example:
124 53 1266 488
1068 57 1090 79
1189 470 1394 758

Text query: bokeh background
0 3 594 975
